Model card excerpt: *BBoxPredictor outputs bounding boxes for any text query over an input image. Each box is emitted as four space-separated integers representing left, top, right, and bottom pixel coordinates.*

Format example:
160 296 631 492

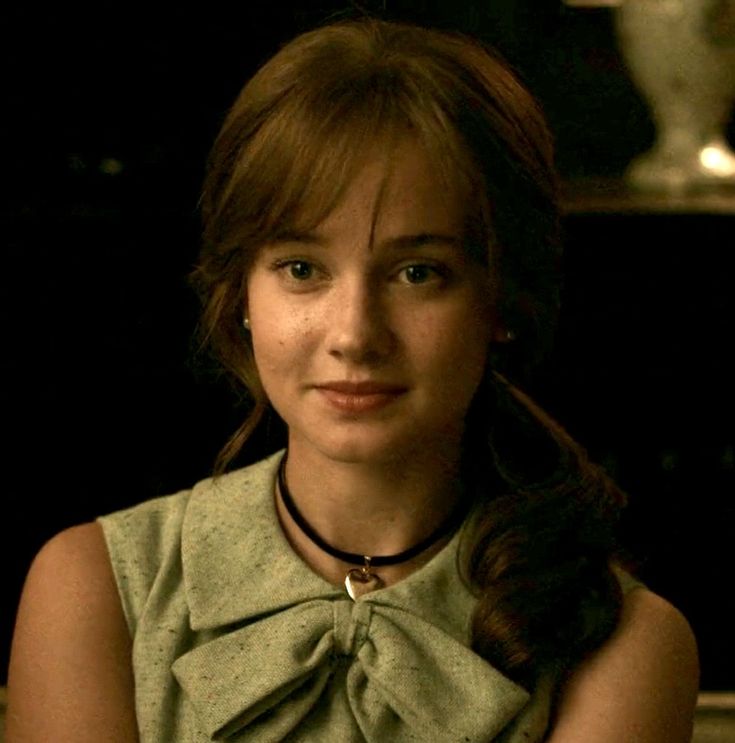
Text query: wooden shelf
561 178 735 216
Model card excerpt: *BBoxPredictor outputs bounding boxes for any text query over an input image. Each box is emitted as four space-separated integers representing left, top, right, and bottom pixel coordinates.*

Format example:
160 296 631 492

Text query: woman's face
246 139 499 466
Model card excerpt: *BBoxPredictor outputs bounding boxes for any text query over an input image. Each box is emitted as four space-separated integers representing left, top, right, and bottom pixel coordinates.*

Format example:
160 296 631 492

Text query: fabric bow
172 597 529 742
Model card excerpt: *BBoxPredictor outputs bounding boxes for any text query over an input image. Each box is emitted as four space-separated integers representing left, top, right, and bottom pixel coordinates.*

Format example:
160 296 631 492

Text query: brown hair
191 18 625 688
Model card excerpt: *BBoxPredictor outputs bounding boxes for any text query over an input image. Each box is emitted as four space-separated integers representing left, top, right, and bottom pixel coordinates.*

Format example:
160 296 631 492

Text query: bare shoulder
547 588 699 743
6 522 138 742
16 522 117 603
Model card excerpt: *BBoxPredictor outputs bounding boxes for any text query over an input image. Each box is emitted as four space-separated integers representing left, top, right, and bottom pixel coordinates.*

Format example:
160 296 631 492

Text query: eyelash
398 264 444 285
277 260 316 280
269 259 448 288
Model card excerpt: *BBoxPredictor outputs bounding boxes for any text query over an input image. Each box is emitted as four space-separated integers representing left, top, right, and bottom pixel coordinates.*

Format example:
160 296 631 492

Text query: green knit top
98 450 639 742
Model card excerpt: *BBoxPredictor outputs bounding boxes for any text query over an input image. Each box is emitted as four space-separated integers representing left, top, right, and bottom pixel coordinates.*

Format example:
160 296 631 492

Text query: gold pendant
344 557 383 600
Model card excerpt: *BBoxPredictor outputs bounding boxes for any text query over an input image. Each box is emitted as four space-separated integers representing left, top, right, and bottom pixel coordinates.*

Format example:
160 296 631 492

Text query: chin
300 426 455 467
283 402 469 466
313 440 403 466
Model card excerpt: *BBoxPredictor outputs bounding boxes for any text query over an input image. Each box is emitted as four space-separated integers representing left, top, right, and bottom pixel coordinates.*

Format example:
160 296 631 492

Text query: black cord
277 454 470 567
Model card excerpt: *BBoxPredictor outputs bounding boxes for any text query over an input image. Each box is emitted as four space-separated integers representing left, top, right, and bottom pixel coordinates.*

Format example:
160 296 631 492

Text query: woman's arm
6 522 138 742
547 588 699 742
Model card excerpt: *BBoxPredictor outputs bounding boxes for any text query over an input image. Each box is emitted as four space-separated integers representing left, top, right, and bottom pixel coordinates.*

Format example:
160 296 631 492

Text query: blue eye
402 265 436 284
287 261 313 280
269 257 326 289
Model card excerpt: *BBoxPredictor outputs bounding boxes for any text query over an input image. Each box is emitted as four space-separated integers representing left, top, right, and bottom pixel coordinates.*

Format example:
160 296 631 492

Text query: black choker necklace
277 455 470 599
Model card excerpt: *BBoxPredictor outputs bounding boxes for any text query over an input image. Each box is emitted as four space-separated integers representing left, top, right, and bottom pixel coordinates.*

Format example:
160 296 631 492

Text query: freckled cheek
251 315 319 377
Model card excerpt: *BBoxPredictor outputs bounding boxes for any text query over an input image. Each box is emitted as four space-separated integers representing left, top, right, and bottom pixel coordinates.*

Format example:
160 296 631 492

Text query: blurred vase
615 0 735 190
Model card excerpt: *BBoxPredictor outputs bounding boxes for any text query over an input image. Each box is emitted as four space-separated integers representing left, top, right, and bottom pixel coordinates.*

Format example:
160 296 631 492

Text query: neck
275 438 467 587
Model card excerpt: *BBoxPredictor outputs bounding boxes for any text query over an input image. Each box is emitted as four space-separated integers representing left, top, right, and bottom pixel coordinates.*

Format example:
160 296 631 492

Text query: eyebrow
382 233 463 250
270 231 463 250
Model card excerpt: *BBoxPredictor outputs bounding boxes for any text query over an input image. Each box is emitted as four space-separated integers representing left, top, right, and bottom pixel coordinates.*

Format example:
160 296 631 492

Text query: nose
326 276 396 364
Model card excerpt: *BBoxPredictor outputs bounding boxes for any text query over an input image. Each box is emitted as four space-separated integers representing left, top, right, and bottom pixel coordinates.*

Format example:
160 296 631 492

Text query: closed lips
314 382 406 394
314 383 407 413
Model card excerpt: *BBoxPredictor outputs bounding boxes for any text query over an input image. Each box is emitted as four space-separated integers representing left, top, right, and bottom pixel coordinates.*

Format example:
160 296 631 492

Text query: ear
492 326 515 344
243 295 250 331
483 289 514 345
490 315 515 345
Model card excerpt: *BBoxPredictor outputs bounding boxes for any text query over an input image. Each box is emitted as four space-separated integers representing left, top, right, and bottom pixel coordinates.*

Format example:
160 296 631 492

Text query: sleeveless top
98 450 640 743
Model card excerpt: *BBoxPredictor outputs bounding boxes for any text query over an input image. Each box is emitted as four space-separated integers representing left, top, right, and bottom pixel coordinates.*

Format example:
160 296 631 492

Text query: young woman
6 18 699 742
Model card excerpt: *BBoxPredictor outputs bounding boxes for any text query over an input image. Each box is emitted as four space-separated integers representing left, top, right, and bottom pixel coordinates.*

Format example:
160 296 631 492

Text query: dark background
2 2 733 688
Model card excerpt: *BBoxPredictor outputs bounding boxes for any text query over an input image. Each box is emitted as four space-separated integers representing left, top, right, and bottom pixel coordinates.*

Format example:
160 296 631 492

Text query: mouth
314 381 407 413
316 381 406 394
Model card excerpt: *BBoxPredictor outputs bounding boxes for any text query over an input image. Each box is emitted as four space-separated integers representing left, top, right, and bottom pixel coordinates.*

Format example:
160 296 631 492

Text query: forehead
299 138 469 240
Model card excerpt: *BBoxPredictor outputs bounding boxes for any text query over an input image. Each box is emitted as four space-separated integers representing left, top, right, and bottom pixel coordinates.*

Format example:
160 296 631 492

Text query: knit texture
99 451 638 742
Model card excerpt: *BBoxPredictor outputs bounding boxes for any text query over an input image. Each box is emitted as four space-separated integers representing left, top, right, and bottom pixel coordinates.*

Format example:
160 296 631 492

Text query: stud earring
505 329 516 342
243 316 250 330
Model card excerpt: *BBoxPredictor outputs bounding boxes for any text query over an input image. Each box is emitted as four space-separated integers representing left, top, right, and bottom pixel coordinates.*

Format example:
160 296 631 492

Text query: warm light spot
700 147 735 176
99 157 124 176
